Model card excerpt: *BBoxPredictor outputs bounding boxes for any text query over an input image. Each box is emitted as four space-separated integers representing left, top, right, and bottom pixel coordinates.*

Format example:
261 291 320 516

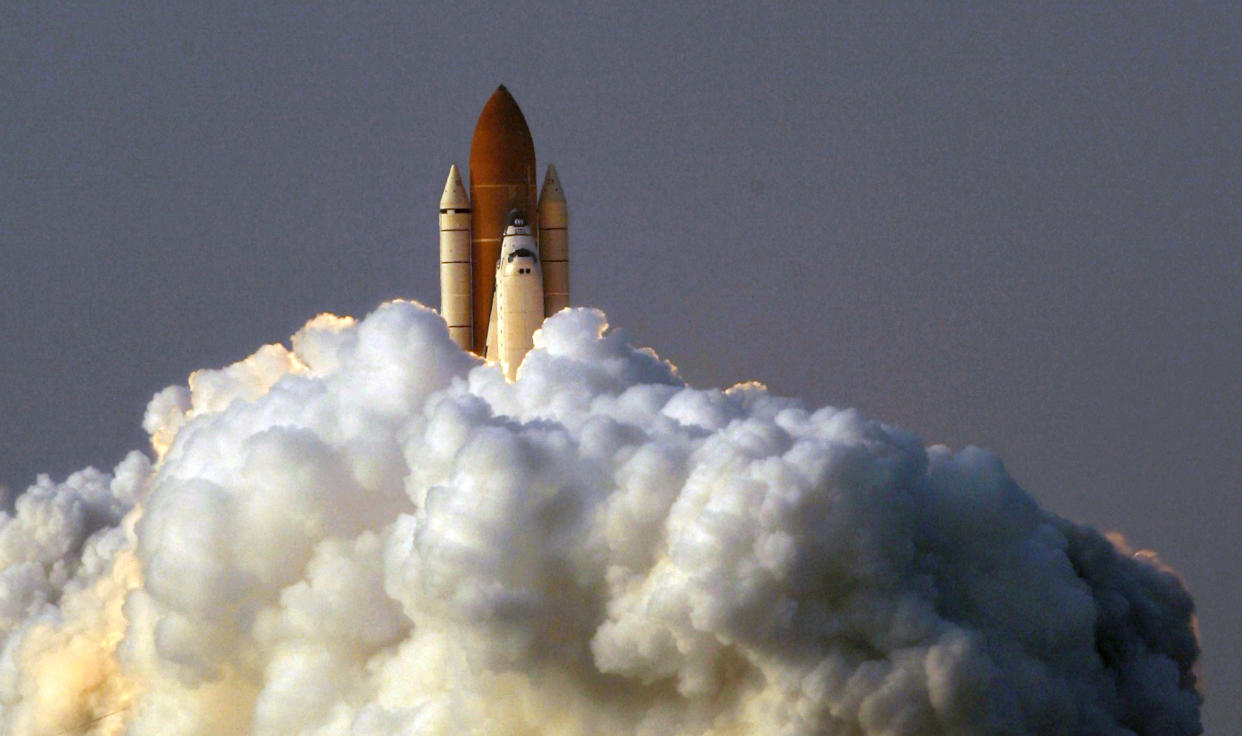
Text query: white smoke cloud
0 301 1201 735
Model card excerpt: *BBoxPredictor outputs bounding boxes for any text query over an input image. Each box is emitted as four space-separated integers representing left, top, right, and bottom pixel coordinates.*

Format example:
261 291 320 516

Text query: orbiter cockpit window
507 248 537 262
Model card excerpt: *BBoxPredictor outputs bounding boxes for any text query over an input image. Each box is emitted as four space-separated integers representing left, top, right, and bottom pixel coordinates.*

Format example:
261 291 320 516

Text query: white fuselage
489 222 544 380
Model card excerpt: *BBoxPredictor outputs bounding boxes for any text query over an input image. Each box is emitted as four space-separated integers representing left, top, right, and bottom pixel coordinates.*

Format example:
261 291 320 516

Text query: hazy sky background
2 3 1238 730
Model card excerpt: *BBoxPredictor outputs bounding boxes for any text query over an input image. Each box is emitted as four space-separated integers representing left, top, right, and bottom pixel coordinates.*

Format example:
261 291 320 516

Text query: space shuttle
439 85 569 380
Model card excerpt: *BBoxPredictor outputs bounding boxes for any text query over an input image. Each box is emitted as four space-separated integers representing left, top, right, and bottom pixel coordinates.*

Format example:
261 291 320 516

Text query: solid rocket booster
438 164 472 351
468 86 537 354
439 85 570 376
537 164 569 318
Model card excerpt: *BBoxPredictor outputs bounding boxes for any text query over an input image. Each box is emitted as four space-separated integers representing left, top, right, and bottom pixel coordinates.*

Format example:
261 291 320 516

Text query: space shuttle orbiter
438 85 569 380
486 211 543 378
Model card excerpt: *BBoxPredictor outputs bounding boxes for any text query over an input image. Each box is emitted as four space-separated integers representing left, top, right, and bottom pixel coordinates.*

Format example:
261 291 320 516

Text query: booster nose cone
537 164 566 208
439 164 469 211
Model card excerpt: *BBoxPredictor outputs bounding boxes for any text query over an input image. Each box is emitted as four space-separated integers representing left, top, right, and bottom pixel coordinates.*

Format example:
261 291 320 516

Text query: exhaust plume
0 302 1200 735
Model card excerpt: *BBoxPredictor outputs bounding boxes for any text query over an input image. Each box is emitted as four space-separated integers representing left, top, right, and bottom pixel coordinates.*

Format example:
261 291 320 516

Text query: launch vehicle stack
438 85 569 380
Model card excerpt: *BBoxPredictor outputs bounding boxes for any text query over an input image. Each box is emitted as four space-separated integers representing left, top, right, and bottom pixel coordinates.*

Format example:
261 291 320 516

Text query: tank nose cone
470 87 534 173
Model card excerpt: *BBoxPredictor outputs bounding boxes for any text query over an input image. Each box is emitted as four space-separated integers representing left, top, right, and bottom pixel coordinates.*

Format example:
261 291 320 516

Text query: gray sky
2 3 1238 730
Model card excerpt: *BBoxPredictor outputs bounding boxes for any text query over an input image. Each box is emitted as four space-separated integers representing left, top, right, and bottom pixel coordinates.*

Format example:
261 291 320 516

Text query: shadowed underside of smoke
0 302 1201 735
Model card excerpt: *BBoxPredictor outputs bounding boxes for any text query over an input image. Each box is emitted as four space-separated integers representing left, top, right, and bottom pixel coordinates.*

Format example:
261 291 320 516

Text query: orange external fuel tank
468 86 538 353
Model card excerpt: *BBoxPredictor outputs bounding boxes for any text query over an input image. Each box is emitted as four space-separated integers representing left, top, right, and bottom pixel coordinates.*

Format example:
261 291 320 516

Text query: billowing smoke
0 302 1200 735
